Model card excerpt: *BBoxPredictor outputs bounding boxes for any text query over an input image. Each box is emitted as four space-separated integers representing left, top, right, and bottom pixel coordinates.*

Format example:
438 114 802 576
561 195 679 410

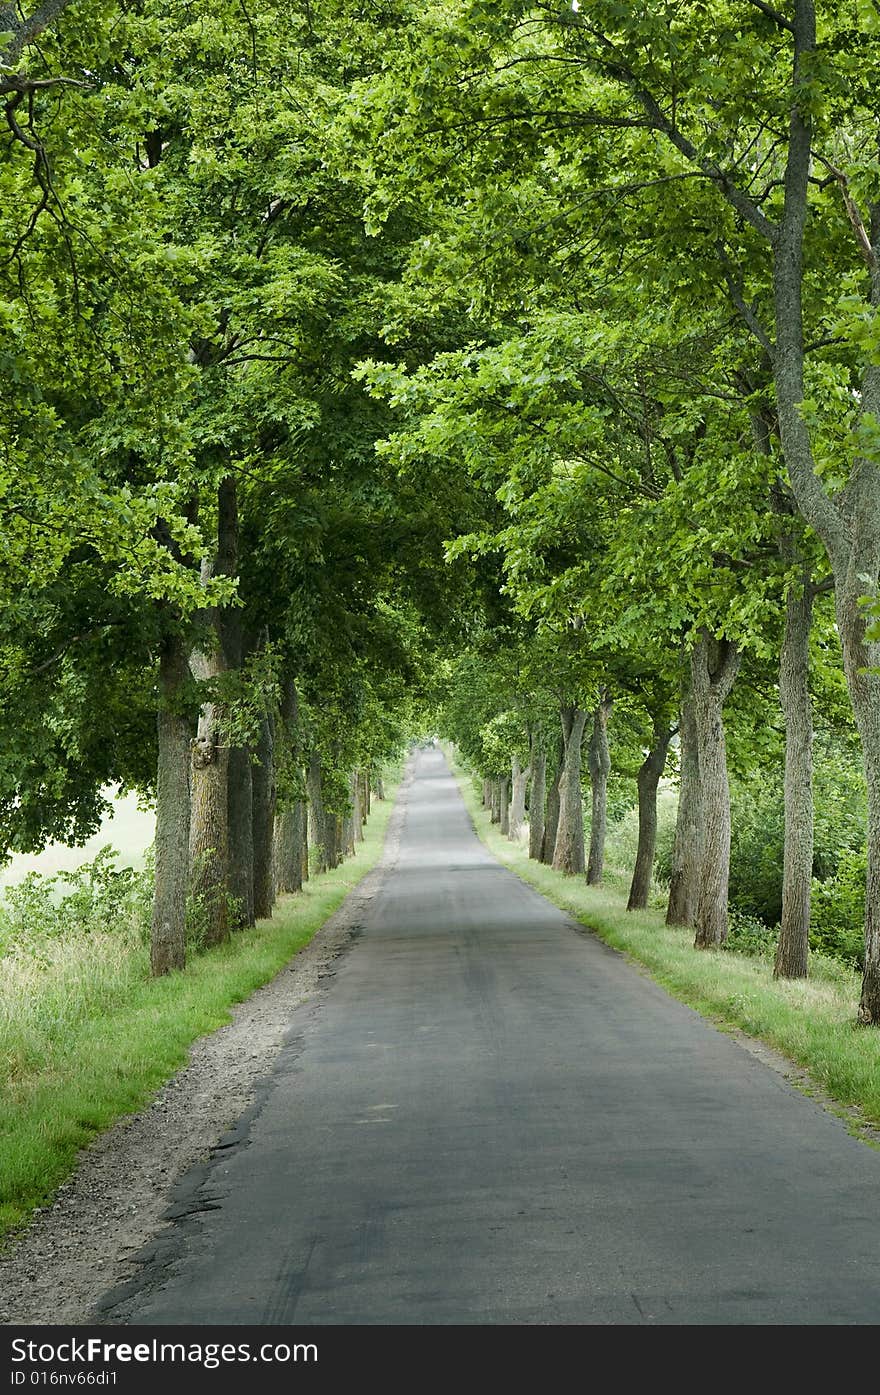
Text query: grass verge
452 767 880 1137
0 783 398 1240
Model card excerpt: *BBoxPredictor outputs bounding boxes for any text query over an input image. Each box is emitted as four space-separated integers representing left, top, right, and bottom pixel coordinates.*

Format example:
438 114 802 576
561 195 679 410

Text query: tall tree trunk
151 633 192 976
307 749 327 875
482 777 492 809
838 580 880 1021
587 693 613 885
553 706 587 875
509 754 527 841
189 694 229 946
214 476 253 930
274 800 303 894
189 560 229 947
529 741 547 862
758 4 880 1016
353 771 364 842
323 806 340 871
342 772 358 856
252 709 276 919
374 770 384 801
628 718 675 912
490 780 501 824
300 801 309 883
775 565 814 979
691 634 741 949
542 736 565 864
227 748 254 928
499 778 510 836
666 679 702 928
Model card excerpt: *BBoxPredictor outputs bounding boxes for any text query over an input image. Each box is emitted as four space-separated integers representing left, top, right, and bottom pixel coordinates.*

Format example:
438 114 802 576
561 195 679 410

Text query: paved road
115 749 880 1325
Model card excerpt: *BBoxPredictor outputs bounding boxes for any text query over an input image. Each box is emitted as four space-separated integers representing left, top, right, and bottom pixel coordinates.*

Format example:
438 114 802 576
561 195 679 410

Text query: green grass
0 784 398 1240
453 768 880 1136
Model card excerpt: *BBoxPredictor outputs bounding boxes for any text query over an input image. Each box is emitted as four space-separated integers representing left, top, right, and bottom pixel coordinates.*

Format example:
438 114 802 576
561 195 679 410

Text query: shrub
0 847 151 960
810 850 865 970
724 909 778 960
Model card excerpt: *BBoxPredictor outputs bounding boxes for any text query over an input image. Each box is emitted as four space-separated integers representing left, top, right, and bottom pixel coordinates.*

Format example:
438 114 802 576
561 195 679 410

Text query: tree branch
744 0 796 33
582 25 778 243
715 240 776 356
1 0 74 66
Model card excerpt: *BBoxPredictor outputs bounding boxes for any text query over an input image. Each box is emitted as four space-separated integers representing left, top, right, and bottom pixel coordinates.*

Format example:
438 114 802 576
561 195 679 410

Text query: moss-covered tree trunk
151 632 192 976
586 694 612 886
553 706 586 875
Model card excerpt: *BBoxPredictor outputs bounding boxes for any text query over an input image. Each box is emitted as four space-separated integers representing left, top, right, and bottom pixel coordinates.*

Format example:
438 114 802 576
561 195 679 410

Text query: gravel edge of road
0 766 411 1326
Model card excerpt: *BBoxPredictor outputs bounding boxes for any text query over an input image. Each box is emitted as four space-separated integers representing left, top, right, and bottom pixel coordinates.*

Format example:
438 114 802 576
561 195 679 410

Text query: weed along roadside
0 777 400 1244
451 764 880 1141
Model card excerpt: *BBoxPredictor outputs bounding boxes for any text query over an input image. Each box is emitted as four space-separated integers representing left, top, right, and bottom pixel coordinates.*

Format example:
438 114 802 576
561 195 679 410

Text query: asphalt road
115 748 880 1325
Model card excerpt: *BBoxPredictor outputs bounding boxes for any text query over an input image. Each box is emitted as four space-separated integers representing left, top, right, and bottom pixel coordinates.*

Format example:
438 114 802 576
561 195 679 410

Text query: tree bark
324 813 340 871
274 800 303 894
300 801 309 883
509 754 527 841
628 718 675 912
227 748 254 927
252 709 276 919
490 780 501 824
838 581 880 1021
150 633 192 976
374 770 384 801
691 634 740 948
307 749 327 875
552 706 587 875
542 736 564 864
189 693 230 946
499 777 510 836
529 742 547 861
666 679 702 928
188 547 230 948
353 771 364 842
774 565 814 979
482 777 492 809
213 476 252 930
748 3 880 1016
586 694 613 885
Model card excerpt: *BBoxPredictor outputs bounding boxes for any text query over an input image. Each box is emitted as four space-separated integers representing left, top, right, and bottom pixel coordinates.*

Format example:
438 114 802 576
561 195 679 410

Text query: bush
0 847 151 960
724 909 777 960
811 850 865 970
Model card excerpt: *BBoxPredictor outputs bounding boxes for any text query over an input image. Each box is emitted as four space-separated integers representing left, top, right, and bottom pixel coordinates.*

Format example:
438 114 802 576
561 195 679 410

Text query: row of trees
342 0 880 1020
4 1 880 1026
0 0 476 974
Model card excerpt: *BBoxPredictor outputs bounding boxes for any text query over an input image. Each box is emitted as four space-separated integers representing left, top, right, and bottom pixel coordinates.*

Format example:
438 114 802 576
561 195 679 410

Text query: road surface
109 748 880 1325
